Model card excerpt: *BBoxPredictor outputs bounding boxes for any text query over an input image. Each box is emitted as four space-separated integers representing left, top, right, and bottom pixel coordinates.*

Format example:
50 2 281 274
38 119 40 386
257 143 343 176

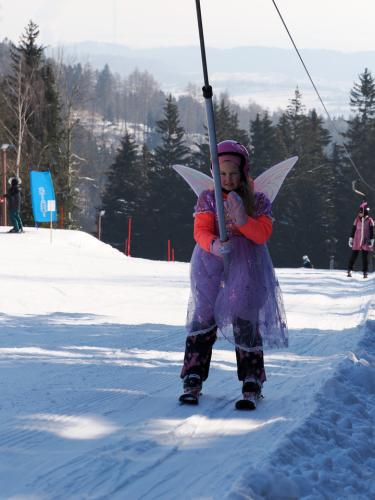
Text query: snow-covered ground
0 227 374 500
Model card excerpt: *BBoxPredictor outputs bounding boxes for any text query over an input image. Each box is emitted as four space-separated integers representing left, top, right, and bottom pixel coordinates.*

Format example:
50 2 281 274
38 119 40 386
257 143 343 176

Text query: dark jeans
10 210 23 231
180 326 266 383
348 250 368 274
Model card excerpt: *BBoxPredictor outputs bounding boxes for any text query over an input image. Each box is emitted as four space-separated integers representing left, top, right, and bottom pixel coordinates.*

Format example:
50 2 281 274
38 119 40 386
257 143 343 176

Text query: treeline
0 22 374 268
0 22 115 228
0 22 260 230
101 76 375 269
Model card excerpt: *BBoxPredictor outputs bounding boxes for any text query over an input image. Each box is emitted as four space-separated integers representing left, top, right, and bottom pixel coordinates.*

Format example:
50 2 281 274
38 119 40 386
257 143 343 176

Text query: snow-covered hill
0 228 374 499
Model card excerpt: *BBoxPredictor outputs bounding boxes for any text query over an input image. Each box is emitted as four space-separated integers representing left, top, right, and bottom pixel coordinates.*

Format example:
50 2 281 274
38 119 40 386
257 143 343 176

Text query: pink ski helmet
359 201 370 214
217 140 250 177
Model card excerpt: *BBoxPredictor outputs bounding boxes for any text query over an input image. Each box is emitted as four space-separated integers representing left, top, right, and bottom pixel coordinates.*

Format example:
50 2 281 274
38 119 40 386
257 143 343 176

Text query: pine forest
0 22 374 269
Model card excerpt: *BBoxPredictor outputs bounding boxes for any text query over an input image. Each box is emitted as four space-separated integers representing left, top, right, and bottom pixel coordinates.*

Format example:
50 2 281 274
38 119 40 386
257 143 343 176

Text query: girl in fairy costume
179 140 288 408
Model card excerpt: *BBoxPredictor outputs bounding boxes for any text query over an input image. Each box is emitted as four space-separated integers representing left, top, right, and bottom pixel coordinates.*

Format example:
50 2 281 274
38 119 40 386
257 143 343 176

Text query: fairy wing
254 156 298 203
172 164 213 196
173 156 298 201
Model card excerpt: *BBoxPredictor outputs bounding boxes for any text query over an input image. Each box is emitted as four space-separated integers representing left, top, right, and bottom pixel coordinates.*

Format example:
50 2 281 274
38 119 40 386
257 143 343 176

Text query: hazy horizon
46 41 372 117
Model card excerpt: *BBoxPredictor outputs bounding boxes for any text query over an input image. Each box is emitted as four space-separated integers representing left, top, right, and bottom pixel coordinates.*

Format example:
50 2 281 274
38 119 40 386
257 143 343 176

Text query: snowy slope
0 228 374 499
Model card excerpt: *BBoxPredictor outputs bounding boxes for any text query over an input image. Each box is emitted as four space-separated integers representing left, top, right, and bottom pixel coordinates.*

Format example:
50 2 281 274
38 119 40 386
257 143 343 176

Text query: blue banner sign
30 171 57 222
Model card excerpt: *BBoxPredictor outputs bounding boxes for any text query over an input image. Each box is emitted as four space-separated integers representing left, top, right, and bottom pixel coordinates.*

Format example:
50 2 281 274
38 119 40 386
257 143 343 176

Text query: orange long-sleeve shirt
194 211 273 252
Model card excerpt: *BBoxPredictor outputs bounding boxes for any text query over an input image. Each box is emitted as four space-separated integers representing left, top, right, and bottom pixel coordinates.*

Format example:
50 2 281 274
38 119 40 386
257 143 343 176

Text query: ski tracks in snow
0 269 374 499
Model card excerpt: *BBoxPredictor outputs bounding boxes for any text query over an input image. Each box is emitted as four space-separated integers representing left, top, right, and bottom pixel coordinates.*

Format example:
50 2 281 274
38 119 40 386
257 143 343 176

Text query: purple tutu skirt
186 235 288 352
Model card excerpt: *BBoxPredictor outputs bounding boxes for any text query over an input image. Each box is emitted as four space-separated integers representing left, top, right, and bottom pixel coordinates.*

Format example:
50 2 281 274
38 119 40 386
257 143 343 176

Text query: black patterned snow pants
180 321 266 384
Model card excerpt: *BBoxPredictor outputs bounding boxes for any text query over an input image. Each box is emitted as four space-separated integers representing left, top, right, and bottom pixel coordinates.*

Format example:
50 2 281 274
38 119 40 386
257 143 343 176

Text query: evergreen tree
154 94 190 167
350 68 375 120
268 89 306 265
151 94 195 261
325 142 351 269
276 87 306 159
299 109 333 268
17 21 44 70
40 61 64 193
270 90 332 267
344 68 375 190
250 111 279 177
101 132 149 255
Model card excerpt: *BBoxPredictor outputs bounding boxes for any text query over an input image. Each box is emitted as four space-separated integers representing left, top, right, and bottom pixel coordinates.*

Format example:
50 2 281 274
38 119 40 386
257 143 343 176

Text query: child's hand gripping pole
210 239 232 257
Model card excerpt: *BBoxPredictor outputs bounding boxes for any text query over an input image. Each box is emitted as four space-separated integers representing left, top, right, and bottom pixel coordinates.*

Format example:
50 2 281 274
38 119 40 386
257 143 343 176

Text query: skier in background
347 201 374 278
302 255 313 268
179 140 287 409
1 177 24 233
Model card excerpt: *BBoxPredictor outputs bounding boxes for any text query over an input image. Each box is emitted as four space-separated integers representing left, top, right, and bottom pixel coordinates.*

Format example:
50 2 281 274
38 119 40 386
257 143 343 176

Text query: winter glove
210 239 232 257
348 237 353 248
226 191 248 226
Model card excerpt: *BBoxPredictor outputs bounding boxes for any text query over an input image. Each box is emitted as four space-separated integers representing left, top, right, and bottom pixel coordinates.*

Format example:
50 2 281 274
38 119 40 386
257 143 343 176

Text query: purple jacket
351 215 374 251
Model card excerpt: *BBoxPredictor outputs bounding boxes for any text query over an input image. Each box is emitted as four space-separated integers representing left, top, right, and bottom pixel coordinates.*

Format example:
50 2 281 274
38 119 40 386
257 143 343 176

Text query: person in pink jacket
347 202 374 278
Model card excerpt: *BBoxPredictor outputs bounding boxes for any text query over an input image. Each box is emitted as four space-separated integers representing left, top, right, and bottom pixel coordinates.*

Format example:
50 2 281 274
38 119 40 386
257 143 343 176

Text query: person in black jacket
2 177 24 233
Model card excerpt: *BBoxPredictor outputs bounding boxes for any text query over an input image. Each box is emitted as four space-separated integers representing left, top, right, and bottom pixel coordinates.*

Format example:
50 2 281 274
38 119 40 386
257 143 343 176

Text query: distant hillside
49 42 375 115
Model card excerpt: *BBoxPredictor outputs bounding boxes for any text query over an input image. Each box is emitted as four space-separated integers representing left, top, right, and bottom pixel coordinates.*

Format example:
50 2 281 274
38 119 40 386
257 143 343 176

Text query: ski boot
347 271 352 278
235 378 262 410
363 273 368 279
179 374 202 405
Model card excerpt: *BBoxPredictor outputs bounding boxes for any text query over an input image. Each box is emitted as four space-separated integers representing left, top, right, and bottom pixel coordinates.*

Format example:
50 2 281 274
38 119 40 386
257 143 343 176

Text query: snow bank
0 227 374 499
229 306 375 500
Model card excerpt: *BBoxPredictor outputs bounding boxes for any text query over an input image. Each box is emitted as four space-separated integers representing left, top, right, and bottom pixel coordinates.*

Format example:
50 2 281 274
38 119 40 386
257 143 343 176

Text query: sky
0 227 374 498
2 0 375 52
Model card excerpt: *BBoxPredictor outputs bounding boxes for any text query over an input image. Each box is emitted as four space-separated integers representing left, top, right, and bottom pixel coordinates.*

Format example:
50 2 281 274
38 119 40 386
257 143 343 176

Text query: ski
235 393 261 411
179 392 200 405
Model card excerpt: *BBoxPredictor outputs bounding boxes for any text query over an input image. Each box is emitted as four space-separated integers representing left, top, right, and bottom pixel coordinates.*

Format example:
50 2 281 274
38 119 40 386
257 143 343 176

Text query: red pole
1 147 7 226
167 239 171 261
127 217 132 256
172 248 175 261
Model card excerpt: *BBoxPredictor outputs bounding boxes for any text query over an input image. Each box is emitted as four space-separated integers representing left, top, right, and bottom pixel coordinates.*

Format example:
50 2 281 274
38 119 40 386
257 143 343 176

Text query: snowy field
0 227 374 500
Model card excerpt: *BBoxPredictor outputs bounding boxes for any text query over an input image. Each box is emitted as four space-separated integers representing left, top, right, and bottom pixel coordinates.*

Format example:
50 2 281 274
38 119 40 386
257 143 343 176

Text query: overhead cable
271 0 375 192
